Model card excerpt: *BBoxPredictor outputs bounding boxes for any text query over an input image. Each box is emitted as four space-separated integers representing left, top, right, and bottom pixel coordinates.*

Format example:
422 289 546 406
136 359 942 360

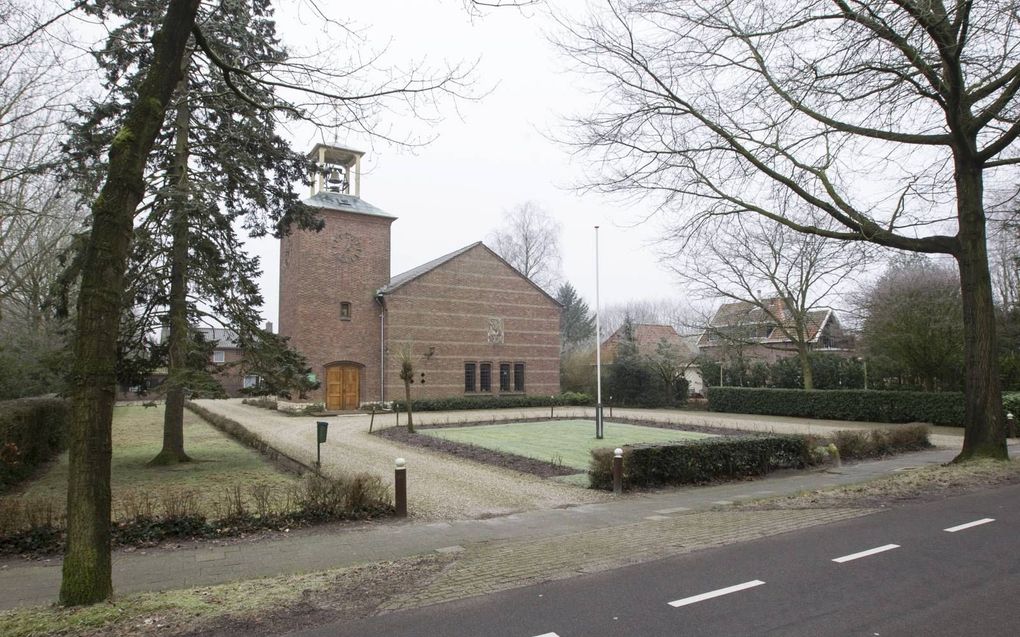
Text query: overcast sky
247 0 683 328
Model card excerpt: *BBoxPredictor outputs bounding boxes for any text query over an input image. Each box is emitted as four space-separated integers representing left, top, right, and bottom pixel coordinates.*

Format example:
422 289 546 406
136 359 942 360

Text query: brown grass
1 404 298 529
742 458 1020 510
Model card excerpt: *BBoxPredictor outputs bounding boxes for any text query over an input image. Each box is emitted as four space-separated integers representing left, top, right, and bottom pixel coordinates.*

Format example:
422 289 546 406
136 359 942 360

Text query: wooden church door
325 364 360 410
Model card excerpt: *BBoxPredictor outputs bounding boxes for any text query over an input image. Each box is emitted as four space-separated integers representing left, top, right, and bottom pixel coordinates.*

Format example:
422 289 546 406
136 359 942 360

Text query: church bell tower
278 144 396 409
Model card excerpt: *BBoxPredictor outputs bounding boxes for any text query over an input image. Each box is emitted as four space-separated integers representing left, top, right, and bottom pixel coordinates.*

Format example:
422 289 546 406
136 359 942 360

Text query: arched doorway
325 363 361 411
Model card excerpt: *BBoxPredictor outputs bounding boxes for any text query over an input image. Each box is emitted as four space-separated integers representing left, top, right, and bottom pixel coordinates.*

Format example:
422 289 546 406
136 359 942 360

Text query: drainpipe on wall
376 294 386 402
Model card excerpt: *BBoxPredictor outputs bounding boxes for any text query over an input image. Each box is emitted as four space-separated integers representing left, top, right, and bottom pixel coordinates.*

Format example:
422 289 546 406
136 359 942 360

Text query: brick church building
279 145 562 410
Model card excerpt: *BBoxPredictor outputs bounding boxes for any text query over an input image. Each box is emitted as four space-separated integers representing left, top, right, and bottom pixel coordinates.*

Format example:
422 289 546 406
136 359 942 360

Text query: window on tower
340 302 351 320
464 362 476 392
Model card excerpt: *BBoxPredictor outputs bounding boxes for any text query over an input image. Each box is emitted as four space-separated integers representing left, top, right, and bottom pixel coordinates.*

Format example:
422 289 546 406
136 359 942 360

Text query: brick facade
279 197 561 407
278 200 394 404
380 243 561 401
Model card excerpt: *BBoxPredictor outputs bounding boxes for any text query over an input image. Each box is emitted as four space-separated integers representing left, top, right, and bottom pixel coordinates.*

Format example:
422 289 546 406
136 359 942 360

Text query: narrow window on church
464 362 476 392
340 302 351 320
480 363 492 392
499 363 511 392
514 363 525 391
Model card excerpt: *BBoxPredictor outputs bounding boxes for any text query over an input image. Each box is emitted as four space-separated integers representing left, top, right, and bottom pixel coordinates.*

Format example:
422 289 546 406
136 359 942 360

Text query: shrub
0 474 393 555
1003 392 1020 417
241 397 278 410
832 425 931 460
391 392 592 413
0 397 69 490
589 435 813 490
706 387 964 426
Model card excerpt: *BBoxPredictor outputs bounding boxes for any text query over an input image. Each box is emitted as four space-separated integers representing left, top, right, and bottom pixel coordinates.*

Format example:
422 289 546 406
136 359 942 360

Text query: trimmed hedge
707 387 964 426
589 435 812 490
0 397 69 489
391 392 592 413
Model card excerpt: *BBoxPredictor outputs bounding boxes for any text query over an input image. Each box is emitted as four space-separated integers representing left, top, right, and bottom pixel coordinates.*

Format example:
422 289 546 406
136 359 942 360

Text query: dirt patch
175 554 452 637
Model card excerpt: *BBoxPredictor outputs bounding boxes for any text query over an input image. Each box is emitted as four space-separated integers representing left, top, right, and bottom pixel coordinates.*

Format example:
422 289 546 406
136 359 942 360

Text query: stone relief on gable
487 317 504 344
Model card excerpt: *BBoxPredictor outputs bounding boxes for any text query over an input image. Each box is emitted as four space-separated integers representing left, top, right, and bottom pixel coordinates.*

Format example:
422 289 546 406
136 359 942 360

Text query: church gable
381 242 561 400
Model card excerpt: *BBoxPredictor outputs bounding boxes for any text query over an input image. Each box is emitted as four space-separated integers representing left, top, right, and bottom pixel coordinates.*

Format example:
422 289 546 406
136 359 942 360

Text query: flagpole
594 225 603 439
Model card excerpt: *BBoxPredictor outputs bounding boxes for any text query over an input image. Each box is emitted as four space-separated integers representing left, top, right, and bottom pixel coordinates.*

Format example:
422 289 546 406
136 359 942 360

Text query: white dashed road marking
531 633 559 637
832 544 900 563
668 580 766 608
944 518 994 533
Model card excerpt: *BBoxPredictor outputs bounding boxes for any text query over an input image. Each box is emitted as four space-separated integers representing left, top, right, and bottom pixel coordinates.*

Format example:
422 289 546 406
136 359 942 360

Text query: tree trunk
60 0 200 607
953 161 1007 461
151 74 192 466
797 344 814 391
404 379 414 433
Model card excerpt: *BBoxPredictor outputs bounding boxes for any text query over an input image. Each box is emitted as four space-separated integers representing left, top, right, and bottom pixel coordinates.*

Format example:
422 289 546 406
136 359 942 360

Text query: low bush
0 397 69 490
0 473 393 555
589 435 813 490
707 387 964 426
241 397 278 410
1003 392 1020 417
392 392 592 413
832 425 932 461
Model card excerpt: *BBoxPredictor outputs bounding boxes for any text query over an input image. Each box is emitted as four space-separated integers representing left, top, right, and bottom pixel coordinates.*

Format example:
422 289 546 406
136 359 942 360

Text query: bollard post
1008 413 1016 438
394 457 407 518
315 421 328 469
612 448 623 495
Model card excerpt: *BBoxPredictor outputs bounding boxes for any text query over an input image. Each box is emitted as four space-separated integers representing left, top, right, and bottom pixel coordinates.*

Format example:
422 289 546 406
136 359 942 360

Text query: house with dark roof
697 297 851 363
277 145 561 409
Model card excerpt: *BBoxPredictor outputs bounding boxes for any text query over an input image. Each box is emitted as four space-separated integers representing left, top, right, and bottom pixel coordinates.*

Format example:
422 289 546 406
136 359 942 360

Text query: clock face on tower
332 231 363 264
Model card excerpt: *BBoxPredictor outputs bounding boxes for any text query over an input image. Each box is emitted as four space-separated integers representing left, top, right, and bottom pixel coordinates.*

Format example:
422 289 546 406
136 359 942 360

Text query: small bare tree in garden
394 343 417 433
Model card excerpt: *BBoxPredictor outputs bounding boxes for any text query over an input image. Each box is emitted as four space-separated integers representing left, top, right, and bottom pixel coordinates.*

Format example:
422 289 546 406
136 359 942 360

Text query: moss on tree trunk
60 0 201 606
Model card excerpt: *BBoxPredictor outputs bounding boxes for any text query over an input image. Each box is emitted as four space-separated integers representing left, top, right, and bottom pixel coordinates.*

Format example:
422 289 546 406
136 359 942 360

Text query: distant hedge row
589 435 812 490
389 392 592 413
0 398 69 489
707 387 964 426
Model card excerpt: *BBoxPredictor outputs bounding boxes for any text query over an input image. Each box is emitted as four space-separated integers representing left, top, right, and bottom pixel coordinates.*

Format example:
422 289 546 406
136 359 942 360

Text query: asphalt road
290 483 1020 637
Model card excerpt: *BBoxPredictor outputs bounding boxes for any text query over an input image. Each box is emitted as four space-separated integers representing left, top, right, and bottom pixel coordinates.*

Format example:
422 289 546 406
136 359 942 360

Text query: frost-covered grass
421 419 713 470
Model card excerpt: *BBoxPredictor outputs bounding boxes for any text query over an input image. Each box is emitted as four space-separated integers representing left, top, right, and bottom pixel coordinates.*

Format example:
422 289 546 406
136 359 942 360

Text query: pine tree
555 282 595 353
65 0 321 465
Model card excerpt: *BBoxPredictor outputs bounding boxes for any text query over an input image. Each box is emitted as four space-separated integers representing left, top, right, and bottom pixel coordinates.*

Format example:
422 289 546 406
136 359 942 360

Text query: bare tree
860 255 964 391
988 216 1020 310
0 2 88 399
601 298 698 339
679 217 866 390
560 0 1020 460
489 201 562 291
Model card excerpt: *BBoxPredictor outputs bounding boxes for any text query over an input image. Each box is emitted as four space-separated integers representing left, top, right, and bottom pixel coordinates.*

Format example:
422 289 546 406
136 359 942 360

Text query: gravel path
191 400 608 521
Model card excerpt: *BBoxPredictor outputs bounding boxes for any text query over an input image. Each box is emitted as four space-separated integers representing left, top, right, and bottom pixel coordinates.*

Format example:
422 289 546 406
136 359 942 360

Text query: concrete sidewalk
0 445 965 611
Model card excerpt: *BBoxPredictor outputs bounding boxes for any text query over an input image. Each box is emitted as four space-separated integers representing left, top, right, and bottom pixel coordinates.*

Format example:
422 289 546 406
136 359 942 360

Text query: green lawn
3 404 297 527
420 420 713 471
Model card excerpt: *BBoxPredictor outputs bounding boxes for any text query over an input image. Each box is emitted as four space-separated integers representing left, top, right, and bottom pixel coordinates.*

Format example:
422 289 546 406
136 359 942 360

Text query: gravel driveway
191 400 608 520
